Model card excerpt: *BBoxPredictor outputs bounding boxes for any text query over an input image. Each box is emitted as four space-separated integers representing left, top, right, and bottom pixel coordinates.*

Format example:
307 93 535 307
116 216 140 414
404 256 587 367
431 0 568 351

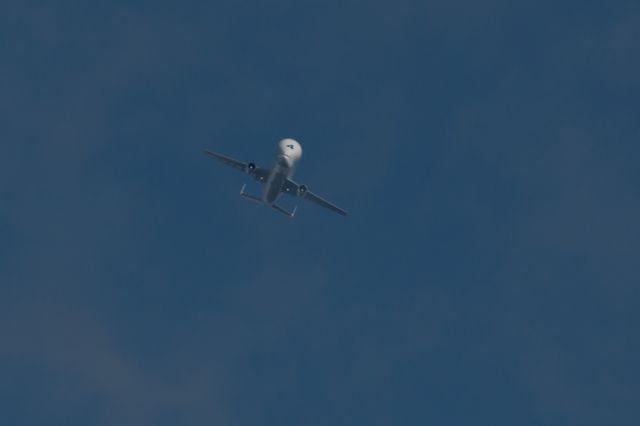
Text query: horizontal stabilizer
272 203 297 219
239 184 263 204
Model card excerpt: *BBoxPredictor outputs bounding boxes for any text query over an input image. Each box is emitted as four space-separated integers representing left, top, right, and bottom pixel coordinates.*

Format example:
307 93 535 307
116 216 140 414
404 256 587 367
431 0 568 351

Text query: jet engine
247 163 256 174
297 184 308 196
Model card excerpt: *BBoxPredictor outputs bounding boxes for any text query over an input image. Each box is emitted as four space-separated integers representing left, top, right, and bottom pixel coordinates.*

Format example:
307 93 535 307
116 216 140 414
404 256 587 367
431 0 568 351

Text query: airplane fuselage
262 138 302 205
263 156 294 205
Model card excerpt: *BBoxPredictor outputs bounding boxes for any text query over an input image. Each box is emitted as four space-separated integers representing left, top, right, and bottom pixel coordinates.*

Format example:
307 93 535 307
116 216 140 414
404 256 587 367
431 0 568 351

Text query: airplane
204 138 347 218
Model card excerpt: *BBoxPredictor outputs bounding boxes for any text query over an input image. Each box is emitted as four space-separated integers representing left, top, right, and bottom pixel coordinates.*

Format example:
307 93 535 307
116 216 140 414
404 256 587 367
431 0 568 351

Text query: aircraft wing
204 150 269 182
282 179 347 216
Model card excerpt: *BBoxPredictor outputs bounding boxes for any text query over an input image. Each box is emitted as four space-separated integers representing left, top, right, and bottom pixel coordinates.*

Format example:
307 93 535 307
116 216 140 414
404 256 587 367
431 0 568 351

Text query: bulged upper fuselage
278 138 303 168
263 138 302 204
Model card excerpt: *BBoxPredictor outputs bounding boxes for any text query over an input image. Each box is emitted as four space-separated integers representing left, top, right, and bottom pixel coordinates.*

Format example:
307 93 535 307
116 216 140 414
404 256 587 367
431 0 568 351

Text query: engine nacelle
247 162 256 174
298 184 308 196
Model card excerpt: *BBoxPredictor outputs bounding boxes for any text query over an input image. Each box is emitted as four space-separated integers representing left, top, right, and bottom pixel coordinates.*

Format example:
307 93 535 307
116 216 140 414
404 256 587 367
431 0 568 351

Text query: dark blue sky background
2 1 639 425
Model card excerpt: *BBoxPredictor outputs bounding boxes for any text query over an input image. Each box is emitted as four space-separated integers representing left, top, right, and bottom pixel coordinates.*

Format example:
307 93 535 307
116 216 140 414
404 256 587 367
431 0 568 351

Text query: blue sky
2 1 639 425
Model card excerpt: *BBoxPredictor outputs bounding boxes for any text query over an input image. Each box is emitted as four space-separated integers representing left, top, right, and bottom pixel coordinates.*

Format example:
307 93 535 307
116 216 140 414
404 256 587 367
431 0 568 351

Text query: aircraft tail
240 184 297 218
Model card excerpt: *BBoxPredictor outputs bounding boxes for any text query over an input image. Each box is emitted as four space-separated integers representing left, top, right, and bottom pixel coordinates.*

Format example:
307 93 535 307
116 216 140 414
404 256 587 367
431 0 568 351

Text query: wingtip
203 149 219 160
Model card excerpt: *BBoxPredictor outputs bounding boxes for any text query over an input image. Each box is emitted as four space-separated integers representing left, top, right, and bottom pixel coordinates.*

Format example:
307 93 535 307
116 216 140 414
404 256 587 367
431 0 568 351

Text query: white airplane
204 138 347 218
